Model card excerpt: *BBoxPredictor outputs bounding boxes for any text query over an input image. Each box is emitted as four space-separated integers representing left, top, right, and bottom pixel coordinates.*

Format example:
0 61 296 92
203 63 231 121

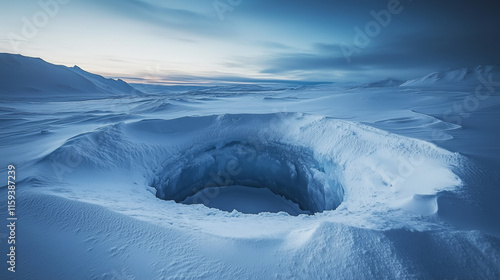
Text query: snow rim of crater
26 112 467 237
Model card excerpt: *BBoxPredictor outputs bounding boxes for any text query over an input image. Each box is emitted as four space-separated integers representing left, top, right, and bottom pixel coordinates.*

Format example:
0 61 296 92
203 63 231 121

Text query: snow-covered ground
1 54 500 279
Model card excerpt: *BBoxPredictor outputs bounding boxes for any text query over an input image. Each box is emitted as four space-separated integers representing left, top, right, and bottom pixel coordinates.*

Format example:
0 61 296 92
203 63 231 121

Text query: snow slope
1 55 500 279
33 113 462 217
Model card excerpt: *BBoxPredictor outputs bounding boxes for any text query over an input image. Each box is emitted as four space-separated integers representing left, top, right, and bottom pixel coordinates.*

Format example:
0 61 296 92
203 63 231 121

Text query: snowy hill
400 65 500 87
0 53 142 98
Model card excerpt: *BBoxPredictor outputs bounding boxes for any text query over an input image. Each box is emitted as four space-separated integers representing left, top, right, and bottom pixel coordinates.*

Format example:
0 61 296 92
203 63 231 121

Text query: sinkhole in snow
151 140 345 215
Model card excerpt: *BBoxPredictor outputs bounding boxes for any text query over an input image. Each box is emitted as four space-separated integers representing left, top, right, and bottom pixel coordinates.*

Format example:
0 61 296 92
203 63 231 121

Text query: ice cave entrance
152 140 345 216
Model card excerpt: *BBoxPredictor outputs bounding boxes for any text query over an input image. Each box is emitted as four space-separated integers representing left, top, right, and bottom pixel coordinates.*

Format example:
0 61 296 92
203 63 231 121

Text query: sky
1 0 499 85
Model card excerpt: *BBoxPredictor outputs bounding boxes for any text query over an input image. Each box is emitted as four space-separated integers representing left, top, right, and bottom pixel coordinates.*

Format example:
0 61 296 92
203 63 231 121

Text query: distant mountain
400 65 500 87
131 83 213 94
199 84 274 93
70 65 140 95
0 53 143 97
359 78 404 88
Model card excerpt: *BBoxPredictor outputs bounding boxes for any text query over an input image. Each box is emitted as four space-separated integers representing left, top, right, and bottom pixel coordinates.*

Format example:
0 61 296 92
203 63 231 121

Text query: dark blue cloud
259 28 500 79
243 0 500 81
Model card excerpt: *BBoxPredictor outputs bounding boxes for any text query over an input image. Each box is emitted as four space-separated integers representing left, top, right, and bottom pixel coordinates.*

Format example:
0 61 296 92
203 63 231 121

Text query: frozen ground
1 54 500 279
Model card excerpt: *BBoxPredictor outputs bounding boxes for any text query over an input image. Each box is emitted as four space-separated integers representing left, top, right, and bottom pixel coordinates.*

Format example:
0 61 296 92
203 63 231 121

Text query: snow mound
359 78 404 88
38 113 463 216
0 53 142 99
400 65 500 87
